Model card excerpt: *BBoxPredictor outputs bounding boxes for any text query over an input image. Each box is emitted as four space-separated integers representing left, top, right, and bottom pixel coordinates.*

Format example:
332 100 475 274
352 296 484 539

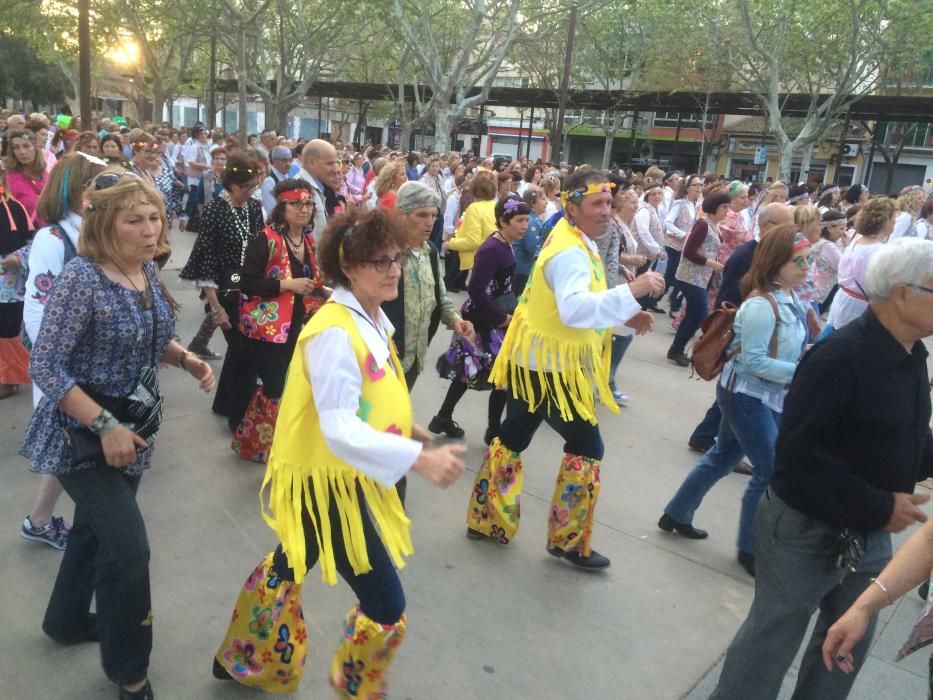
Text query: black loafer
688 438 714 453
212 657 233 681
658 513 708 539
483 427 497 446
737 551 756 577
118 680 154 700
547 546 611 569
667 350 690 367
466 527 486 540
428 414 465 439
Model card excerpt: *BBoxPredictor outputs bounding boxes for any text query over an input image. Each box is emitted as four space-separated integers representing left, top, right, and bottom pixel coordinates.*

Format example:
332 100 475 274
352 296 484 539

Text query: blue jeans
669 281 709 354
664 384 781 554
608 334 634 391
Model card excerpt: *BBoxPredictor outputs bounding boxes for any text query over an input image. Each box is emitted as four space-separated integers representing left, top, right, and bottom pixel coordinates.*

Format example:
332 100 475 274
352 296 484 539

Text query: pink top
6 169 47 227
717 208 751 265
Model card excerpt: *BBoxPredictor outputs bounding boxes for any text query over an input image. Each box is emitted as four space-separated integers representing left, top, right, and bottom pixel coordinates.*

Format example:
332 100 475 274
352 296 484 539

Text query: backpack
690 293 778 381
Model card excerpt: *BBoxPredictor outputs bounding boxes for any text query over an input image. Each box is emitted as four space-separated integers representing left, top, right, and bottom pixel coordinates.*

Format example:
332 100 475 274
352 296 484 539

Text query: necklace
112 260 152 310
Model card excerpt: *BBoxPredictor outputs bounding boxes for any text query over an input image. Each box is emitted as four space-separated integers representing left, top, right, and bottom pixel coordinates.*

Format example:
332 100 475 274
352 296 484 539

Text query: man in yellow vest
465 169 665 569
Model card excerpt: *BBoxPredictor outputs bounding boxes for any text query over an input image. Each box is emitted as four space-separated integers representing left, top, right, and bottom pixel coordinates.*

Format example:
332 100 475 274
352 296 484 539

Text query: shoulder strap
763 292 780 359
428 242 442 305
51 224 78 263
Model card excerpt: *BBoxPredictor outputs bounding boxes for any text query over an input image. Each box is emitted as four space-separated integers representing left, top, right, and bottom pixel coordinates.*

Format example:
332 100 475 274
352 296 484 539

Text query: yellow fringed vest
489 217 618 424
260 301 413 585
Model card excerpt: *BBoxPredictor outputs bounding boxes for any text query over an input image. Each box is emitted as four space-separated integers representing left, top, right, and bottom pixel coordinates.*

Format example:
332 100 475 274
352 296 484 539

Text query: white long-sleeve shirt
633 205 663 258
443 190 461 235
890 211 918 241
521 235 642 370
303 288 422 487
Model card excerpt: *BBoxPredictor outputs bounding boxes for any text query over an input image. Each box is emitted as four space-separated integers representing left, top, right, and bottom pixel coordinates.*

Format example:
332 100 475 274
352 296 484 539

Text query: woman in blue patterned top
21 173 215 700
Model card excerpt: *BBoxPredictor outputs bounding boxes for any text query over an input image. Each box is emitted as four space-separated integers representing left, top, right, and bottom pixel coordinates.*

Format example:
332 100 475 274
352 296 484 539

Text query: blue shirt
512 213 544 276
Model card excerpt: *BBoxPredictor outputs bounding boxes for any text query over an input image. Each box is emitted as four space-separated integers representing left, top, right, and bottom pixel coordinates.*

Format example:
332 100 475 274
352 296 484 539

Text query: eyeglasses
92 171 140 190
907 284 933 295
286 200 314 210
792 254 814 268
365 253 405 272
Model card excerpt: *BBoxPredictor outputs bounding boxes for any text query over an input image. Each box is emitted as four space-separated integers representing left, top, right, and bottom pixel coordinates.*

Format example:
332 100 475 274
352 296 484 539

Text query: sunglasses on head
92 171 141 190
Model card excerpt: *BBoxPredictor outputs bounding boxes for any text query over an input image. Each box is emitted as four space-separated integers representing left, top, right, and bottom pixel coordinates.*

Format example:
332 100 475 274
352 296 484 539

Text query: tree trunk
600 113 623 170
777 141 794 183
628 111 639 168
433 105 452 154
151 86 166 124
799 143 815 182
236 28 248 143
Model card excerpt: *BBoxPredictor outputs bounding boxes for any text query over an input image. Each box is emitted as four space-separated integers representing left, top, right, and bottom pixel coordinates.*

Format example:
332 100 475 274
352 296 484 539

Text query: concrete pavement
0 229 929 700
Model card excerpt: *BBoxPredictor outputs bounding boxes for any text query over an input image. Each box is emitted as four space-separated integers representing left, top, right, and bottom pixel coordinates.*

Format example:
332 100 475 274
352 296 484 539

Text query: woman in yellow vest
465 171 665 570
213 208 466 696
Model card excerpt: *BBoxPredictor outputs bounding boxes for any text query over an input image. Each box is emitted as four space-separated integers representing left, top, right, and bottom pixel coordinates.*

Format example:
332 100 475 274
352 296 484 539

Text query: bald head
758 203 793 238
302 139 341 189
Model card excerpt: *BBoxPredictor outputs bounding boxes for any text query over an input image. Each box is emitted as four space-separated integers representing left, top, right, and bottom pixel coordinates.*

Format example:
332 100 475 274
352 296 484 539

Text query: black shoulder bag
64 270 164 467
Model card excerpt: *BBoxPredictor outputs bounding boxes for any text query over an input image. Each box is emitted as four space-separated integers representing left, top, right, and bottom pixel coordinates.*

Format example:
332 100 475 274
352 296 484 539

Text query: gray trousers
711 490 892 700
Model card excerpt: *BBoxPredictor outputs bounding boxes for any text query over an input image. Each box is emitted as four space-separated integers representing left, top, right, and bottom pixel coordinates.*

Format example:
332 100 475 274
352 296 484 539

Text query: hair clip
228 166 256 174
503 198 521 214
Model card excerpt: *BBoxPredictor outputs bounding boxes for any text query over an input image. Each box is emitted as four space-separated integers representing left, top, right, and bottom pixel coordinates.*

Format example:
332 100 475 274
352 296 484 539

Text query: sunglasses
792 253 814 268
92 171 141 190
365 253 405 273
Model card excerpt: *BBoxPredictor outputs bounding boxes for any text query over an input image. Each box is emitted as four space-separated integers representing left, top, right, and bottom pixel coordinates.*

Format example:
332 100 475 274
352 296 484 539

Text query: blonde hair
36 153 107 222
762 180 788 205
896 189 923 214
855 197 896 237
793 204 821 229
128 128 157 150
78 175 169 262
375 160 406 198
539 174 560 196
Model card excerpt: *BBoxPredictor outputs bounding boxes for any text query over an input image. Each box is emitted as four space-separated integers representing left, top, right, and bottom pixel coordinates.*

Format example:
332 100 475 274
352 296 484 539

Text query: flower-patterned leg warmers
330 606 407 699
465 438 524 544
547 453 602 557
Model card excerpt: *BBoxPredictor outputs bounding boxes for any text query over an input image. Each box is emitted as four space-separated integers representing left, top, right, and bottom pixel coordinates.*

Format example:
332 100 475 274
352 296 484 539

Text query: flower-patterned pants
232 387 280 464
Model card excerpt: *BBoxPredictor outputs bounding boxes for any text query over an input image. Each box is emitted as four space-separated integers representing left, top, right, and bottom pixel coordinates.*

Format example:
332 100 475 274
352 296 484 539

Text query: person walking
212 208 465 697
659 226 811 577
24 174 214 700
710 237 933 700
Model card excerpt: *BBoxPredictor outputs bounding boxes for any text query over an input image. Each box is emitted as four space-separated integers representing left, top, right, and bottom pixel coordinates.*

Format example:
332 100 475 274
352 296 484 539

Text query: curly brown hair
855 197 896 237
318 208 408 287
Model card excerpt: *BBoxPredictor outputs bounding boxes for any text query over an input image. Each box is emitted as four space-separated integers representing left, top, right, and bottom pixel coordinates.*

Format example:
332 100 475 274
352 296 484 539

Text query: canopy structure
213 80 933 123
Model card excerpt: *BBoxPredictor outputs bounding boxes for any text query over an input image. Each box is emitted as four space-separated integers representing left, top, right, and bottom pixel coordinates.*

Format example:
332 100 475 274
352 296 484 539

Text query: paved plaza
0 231 929 700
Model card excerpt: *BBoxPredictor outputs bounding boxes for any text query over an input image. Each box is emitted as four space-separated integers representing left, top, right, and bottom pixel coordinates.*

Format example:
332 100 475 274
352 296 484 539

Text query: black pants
635 258 662 309
212 293 258 426
44 467 150 686
663 247 683 312
498 373 604 460
246 332 298 400
271 483 405 625
437 382 507 435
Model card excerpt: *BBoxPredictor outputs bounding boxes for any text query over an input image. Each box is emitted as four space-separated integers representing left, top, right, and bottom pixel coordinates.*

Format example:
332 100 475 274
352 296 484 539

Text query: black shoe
667 349 690 367
118 680 154 700
919 581 930 600
658 513 708 539
212 657 233 681
733 460 753 476
466 527 486 540
738 551 756 577
688 438 714 453
547 546 611 569
428 414 465 439
648 304 667 314
483 427 497 446
188 344 223 361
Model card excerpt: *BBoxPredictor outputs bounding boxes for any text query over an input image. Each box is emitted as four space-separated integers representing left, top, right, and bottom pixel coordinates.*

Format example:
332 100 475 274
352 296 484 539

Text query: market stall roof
213 80 933 122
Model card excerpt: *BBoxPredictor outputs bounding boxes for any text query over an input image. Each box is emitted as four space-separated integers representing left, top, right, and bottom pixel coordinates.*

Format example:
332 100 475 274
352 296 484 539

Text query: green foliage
0 33 73 105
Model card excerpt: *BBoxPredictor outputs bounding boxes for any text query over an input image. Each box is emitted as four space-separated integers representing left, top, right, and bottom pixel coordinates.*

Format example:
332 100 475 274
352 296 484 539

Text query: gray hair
270 146 292 162
865 238 933 299
396 181 440 211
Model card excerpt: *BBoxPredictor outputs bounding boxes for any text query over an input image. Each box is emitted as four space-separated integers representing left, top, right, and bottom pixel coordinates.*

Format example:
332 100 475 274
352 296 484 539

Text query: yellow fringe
490 313 617 424
260 459 412 586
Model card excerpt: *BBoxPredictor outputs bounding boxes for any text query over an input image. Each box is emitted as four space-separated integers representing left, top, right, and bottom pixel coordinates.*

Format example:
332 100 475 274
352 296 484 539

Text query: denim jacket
724 289 808 392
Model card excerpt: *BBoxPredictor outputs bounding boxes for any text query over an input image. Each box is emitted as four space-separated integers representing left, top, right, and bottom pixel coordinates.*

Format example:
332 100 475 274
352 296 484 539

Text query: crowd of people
3 105 933 700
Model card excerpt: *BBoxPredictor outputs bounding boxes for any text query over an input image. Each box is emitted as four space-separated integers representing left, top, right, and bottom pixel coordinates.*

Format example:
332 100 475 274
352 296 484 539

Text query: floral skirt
436 327 504 391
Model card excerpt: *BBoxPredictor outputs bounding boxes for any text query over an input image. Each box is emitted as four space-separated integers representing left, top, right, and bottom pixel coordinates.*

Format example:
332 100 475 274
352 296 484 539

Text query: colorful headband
228 166 256 174
278 189 312 203
792 233 810 253
560 181 612 207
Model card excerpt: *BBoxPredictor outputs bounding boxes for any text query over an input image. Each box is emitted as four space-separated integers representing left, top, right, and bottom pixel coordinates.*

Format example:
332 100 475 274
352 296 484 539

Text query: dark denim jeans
499 372 604 460
273 483 405 625
663 247 683 312
664 384 781 554
44 467 150 686
608 334 634 391
669 281 709 354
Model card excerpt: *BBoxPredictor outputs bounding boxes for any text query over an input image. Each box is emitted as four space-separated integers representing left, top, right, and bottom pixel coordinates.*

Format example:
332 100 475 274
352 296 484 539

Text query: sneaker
21 515 69 550
428 414 465 439
188 344 223 361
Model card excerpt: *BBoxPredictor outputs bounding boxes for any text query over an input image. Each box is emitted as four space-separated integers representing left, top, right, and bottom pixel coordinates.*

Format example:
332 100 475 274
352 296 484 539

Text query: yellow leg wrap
547 454 602 556
465 438 523 544
214 552 308 693
330 606 407 699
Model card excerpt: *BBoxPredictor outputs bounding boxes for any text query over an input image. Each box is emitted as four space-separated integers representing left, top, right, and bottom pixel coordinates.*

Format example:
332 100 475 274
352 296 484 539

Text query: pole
671 112 683 171
517 110 524 162
207 32 216 129
317 95 322 138
527 105 535 160
553 2 577 165
78 0 92 124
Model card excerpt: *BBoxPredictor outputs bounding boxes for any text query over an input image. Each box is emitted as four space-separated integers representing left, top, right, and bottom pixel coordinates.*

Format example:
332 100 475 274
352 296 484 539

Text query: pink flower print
548 504 569 529
223 639 263 679
240 314 259 336
32 271 55 305
250 301 280 325
272 322 290 343
494 464 518 494
244 561 265 591
564 455 585 472
363 352 386 381
383 424 402 436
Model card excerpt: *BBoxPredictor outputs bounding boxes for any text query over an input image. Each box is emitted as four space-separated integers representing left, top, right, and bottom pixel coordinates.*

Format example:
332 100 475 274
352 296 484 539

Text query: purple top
465 234 515 328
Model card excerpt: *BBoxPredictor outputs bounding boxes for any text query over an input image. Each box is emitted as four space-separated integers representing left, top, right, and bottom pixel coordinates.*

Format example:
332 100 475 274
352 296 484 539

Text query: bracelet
89 409 120 436
870 577 894 605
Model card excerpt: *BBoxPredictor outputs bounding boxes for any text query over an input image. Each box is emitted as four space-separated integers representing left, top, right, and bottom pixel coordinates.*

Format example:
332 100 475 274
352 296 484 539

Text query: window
653 112 714 129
